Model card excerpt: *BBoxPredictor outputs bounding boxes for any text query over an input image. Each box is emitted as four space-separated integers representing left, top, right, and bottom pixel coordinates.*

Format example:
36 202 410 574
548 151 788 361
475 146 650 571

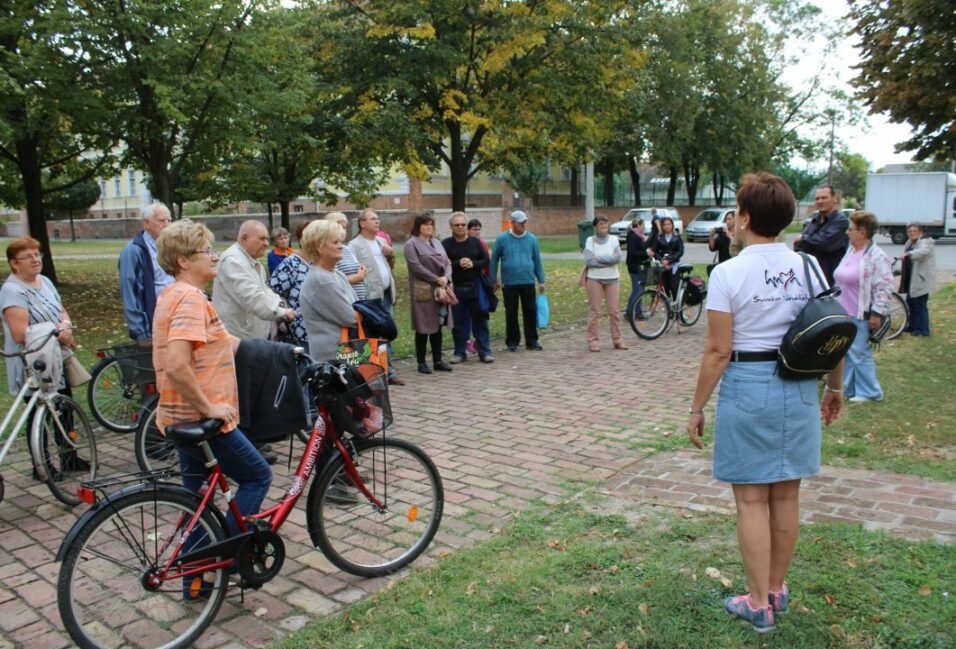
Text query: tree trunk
666 166 678 206
15 137 58 284
713 173 725 206
450 162 468 212
683 158 700 207
628 157 641 206
602 158 614 206
570 165 579 207
279 201 290 231
69 209 76 243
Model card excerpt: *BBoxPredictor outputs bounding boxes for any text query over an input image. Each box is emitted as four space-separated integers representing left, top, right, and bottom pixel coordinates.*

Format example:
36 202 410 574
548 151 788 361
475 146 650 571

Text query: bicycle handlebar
0 324 74 359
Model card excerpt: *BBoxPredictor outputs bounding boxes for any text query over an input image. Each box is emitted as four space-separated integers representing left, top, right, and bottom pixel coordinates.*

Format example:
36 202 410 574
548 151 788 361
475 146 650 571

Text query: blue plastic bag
536 294 550 329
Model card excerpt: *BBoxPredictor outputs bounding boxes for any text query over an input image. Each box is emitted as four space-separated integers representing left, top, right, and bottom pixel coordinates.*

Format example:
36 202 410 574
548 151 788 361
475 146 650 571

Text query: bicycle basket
327 363 393 439
108 340 156 385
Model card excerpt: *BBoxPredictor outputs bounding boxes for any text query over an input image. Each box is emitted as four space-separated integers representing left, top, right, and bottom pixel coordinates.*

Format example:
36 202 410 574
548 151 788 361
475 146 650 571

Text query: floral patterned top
269 253 311 343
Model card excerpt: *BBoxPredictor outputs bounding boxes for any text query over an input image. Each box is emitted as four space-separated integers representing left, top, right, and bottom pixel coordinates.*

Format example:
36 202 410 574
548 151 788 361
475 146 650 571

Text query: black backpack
777 254 857 380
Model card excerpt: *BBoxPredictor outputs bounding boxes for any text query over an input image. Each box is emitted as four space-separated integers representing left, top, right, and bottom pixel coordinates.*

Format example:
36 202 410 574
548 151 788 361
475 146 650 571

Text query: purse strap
340 311 366 343
798 252 831 299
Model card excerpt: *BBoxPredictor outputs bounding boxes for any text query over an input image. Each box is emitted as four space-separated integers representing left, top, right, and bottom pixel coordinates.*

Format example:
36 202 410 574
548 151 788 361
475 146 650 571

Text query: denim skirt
713 361 821 484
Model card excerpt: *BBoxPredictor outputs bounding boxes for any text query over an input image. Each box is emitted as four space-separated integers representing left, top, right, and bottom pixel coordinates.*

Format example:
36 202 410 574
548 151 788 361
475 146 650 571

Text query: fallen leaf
563 624 570 634
847 559 857 569
575 606 593 617
547 539 566 551
616 642 629 649
720 576 733 588
589 585 601 596
705 567 721 580
825 594 835 606
662 430 673 437
871 615 882 623
582 630 592 639
638 603 649 615
254 607 267 617
918 585 932 596
535 635 548 644
465 581 477 595
607 565 620 574
641 580 655 587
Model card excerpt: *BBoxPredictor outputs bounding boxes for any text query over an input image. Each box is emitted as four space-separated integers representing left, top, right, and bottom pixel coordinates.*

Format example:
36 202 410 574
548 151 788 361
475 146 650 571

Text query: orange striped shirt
152 281 238 433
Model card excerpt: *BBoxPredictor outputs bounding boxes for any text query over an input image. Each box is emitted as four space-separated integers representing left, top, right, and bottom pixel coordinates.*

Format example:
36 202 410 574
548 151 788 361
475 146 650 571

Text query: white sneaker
849 396 883 403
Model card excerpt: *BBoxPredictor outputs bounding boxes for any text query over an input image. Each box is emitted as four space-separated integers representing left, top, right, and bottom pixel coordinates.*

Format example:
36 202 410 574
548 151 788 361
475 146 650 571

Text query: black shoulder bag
777 253 857 380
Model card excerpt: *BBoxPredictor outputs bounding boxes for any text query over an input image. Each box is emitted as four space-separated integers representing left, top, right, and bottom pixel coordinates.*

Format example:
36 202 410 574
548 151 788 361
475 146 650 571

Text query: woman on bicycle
153 220 272 542
652 216 684 298
686 173 843 633
0 237 87 473
583 215 626 352
833 210 894 402
299 219 358 361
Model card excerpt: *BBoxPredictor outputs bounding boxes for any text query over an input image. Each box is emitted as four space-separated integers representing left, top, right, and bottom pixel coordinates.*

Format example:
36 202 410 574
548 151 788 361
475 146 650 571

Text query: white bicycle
0 326 97 506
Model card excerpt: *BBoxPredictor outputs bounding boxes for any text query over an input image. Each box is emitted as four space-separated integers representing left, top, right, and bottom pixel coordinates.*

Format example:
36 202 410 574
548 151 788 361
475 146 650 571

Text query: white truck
864 172 956 244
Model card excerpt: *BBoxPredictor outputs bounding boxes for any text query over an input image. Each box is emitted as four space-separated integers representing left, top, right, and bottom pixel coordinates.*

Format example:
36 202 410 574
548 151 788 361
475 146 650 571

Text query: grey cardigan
300 266 357 361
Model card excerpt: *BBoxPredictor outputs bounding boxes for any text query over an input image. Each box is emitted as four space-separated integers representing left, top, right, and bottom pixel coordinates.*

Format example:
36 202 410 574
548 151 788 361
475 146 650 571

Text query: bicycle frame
152 402 384 587
0 374 44 466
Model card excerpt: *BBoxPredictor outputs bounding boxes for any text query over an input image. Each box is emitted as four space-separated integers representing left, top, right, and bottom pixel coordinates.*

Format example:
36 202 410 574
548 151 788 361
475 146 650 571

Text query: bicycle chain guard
235 529 285 588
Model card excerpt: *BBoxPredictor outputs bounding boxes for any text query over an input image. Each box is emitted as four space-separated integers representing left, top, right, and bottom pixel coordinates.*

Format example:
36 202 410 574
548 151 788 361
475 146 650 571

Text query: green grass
536 235 585 254
819 284 956 482
278 499 954 649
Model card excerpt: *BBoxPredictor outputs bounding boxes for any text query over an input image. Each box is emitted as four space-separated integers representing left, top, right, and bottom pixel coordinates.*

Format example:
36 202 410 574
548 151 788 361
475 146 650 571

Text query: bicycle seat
677 263 694 274
164 419 224 445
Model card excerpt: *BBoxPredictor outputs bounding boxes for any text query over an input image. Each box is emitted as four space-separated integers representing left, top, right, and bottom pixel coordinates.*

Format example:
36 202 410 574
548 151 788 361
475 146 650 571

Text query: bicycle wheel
628 289 670 340
310 437 443 577
87 356 145 433
57 488 228 649
678 287 703 326
885 292 909 341
30 395 97 507
135 394 178 473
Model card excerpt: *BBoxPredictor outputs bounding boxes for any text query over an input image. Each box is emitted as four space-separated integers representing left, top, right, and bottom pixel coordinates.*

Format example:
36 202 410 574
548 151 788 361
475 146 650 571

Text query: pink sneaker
768 583 789 614
465 339 477 355
724 594 775 633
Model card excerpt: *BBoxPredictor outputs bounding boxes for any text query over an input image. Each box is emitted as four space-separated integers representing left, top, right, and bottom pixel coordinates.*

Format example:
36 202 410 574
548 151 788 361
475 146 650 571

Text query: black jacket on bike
653 233 684 264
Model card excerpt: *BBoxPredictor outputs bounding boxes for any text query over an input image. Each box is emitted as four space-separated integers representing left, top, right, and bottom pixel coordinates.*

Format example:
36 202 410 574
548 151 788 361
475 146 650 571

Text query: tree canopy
849 0 956 160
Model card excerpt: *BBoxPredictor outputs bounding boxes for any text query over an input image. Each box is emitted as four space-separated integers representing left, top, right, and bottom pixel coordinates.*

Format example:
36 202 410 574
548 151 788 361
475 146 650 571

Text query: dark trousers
503 284 538 348
451 285 491 358
906 293 930 335
415 331 443 364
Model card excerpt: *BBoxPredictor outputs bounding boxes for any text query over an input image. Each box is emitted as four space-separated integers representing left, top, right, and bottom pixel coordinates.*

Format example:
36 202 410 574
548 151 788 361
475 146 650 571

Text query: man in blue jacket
490 210 546 352
118 202 175 340
794 185 849 285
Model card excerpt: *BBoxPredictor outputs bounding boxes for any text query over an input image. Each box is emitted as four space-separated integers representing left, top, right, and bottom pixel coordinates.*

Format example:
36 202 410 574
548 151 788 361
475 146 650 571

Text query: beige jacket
349 235 397 303
904 236 936 298
212 243 284 339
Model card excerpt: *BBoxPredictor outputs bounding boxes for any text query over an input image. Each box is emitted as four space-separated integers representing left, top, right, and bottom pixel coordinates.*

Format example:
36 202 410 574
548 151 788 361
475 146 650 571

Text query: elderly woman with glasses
153 220 272 584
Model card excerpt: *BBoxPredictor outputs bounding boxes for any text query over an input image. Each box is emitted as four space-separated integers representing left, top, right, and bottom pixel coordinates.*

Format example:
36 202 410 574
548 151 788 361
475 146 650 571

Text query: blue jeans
451 284 491 358
843 319 883 400
626 270 647 316
906 294 930 336
178 427 273 537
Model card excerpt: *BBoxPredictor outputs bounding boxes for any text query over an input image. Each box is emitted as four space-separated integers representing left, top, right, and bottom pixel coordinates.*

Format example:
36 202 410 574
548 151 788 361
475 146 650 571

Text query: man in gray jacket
213 220 295 339
349 209 403 384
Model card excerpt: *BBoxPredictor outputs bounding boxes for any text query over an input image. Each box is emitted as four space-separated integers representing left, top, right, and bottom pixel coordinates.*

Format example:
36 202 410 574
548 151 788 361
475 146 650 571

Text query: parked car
685 208 735 242
609 207 681 244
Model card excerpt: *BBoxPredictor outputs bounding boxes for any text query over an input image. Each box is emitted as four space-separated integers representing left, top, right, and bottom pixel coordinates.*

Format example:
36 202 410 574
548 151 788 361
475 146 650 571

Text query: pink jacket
838 242 894 319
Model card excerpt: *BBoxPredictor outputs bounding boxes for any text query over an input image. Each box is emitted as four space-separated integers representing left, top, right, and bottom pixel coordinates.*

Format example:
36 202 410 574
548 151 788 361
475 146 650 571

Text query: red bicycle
56 355 443 649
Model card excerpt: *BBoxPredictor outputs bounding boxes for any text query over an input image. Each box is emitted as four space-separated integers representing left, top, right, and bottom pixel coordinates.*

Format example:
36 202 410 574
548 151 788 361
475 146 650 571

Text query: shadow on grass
277 498 953 649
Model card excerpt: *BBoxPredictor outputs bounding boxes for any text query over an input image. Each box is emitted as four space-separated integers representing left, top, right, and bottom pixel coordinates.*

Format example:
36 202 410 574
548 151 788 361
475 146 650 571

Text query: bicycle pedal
245 517 272 532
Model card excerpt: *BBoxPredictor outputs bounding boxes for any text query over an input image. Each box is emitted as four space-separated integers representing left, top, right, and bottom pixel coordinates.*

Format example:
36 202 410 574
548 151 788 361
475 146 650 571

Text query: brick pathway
1 316 953 648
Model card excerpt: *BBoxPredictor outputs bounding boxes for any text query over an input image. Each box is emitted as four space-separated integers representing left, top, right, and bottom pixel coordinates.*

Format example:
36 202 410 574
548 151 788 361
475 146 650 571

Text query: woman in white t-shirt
582 215 626 352
685 173 844 633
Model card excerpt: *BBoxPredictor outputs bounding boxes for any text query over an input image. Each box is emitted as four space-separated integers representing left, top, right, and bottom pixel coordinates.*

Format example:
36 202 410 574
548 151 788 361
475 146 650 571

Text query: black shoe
259 449 278 465
387 377 405 386
433 360 453 372
256 443 273 453
507 345 517 352
418 363 432 374
527 343 543 351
